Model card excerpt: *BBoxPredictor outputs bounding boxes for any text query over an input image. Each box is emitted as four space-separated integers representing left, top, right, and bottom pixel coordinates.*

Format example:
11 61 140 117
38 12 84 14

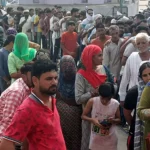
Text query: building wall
19 0 111 4
17 0 138 16
128 1 139 16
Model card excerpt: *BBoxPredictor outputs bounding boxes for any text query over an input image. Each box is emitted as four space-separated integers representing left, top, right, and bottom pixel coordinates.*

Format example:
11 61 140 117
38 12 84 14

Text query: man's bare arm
0 139 15 150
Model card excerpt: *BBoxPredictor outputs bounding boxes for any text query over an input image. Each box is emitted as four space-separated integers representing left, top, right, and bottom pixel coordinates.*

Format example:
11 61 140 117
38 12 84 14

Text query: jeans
37 32 42 46
49 31 53 59
41 35 47 49
53 38 60 62
34 32 37 43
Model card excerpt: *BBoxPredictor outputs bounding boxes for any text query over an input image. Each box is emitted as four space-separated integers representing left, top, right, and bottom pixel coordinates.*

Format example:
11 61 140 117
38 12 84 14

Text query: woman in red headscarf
75 45 114 150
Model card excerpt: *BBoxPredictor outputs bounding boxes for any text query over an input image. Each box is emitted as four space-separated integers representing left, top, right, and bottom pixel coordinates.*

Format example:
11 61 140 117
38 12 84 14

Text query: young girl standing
82 82 121 150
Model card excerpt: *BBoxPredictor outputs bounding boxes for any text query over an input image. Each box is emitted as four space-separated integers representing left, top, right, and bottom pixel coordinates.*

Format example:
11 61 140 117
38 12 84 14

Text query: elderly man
103 25 124 80
19 10 32 40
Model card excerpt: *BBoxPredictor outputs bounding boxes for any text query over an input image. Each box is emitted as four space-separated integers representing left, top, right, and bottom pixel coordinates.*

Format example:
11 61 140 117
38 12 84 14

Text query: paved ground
117 126 128 150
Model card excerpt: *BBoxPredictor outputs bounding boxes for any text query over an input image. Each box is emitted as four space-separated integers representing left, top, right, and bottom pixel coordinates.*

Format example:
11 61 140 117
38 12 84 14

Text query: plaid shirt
0 78 30 138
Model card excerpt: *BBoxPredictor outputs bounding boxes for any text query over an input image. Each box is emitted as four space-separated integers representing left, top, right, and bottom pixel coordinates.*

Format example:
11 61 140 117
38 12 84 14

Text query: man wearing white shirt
19 10 32 40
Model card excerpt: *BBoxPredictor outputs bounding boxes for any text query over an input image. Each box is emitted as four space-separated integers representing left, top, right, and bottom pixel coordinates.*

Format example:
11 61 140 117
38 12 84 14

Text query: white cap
23 10 29 13
66 11 71 15
119 16 129 22
94 14 102 20
111 19 117 24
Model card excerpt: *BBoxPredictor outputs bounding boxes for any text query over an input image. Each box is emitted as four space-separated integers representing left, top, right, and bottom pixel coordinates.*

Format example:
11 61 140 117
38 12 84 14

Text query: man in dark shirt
124 85 138 150
0 35 15 93
14 7 24 32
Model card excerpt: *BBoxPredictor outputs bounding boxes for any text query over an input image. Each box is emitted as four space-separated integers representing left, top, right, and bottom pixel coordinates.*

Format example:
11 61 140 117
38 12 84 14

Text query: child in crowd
61 21 78 60
82 82 121 150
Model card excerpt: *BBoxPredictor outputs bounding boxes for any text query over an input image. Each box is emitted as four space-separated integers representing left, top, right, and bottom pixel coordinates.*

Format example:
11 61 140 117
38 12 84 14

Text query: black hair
104 16 112 24
96 23 105 30
35 8 39 11
7 7 13 14
52 8 55 11
17 7 24 11
67 21 75 26
32 60 58 78
38 10 44 16
135 14 145 20
20 62 33 74
44 8 49 11
17 7 20 10
87 9 93 13
3 35 15 47
135 25 149 34
99 82 115 98
71 8 79 15
33 49 50 61
54 5 62 9
29 8 34 12
139 62 150 78
125 20 133 26
136 19 147 26
116 21 124 26
46 9 51 13
80 10 86 17
129 24 137 34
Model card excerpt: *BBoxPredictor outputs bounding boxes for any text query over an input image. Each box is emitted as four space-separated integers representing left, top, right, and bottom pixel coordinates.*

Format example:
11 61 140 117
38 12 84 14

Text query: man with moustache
0 60 66 150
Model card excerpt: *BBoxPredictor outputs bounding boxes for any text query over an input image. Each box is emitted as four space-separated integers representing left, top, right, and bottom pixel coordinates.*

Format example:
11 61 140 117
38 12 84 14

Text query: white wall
128 1 138 16
19 0 106 4
17 0 138 16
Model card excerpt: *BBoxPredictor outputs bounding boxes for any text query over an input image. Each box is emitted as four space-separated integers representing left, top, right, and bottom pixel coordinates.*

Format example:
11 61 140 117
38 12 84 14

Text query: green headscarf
13 33 36 62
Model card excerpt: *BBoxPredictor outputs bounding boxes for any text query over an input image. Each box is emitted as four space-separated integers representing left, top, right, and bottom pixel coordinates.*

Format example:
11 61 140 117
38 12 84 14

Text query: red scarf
78 45 106 88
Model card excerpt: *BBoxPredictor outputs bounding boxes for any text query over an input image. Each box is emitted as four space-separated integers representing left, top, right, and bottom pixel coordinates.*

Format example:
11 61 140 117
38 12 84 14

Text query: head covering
78 45 106 88
111 19 117 24
86 11 94 22
6 27 17 36
58 55 76 99
118 16 129 22
66 11 71 15
94 14 102 21
13 33 36 62
81 8 94 27
23 10 29 13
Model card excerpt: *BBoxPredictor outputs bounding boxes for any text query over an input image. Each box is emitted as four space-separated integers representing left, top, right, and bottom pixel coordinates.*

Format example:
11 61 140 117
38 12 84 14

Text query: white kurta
119 52 149 101
19 16 32 34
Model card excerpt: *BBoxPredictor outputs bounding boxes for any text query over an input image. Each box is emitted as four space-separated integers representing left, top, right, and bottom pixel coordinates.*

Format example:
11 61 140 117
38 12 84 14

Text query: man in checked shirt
0 63 33 149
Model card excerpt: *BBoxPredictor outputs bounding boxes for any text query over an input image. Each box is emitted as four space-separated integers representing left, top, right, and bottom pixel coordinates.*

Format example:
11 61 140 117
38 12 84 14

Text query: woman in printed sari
57 55 82 150
137 62 150 150
123 61 150 150
8 33 36 83
75 45 114 150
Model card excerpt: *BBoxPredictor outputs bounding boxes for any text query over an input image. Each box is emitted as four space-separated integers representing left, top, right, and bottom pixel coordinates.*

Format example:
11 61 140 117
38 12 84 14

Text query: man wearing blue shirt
0 35 15 93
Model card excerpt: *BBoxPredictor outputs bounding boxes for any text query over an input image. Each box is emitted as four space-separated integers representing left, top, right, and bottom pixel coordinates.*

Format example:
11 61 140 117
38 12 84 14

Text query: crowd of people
0 4 150 150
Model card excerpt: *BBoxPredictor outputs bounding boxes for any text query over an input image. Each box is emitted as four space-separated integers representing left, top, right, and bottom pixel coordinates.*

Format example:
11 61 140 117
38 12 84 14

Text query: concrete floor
117 126 128 150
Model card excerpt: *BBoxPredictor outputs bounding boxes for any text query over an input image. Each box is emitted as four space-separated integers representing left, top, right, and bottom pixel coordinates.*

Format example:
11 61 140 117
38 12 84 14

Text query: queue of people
0 4 150 150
